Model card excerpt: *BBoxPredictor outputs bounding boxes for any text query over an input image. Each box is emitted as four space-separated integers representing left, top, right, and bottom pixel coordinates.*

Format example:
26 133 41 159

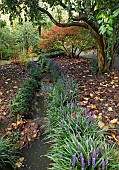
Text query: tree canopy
0 0 119 73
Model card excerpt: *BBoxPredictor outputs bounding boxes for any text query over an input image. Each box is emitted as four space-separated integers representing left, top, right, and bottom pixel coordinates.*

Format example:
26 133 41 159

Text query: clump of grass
0 134 20 169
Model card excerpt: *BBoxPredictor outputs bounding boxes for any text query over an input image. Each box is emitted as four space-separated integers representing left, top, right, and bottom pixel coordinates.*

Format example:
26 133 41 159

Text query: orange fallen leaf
17 121 22 126
111 134 118 142
12 123 17 129
7 131 12 135
91 104 96 109
95 96 100 100
27 136 31 141
32 133 37 138
103 126 108 130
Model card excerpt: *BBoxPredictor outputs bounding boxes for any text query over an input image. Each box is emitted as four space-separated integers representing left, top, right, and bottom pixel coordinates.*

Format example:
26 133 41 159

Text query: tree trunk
94 34 107 74
109 44 115 69
97 43 105 74
109 28 116 69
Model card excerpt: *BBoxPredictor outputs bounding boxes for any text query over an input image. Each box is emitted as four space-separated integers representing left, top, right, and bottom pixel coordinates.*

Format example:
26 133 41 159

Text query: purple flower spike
88 115 91 124
89 139 93 151
72 153 76 168
66 80 70 93
92 149 95 159
102 158 105 170
106 158 110 164
70 167 73 170
84 107 88 117
76 123 78 133
88 153 90 166
80 153 85 170
91 111 95 119
66 114 69 120
73 112 77 119
96 148 99 158
92 157 96 167
78 142 80 154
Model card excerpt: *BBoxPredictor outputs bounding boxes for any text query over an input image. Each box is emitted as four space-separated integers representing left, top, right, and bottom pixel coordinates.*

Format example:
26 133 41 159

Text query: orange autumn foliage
38 25 86 52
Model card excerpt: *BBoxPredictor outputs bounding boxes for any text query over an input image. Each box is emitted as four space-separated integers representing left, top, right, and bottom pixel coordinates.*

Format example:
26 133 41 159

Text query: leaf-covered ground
0 56 119 147
50 56 119 146
0 63 40 148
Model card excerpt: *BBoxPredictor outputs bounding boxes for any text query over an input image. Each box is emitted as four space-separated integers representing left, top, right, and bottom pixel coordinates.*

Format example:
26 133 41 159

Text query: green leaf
94 5 98 11
113 8 119 17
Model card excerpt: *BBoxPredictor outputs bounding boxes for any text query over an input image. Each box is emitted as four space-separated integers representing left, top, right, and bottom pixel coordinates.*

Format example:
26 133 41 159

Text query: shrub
10 78 38 117
27 61 42 81
18 52 30 65
38 25 94 57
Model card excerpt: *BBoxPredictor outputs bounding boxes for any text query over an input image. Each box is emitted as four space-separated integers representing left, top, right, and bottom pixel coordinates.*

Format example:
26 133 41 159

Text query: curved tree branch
37 6 88 29
73 16 99 33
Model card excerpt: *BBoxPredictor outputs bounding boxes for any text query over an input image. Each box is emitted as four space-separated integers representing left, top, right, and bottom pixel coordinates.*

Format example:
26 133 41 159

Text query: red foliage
38 25 82 50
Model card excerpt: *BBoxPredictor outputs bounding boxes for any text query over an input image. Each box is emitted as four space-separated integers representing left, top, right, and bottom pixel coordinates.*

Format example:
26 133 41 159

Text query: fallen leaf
27 136 31 141
98 121 105 128
108 107 113 112
91 104 97 109
17 121 22 126
15 162 22 168
83 97 89 101
0 92 3 95
90 93 94 97
12 123 17 129
5 82 8 84
94 115 98 119
110 118 118 124
13 86 18 89
111 134 118 141
32 133 37 138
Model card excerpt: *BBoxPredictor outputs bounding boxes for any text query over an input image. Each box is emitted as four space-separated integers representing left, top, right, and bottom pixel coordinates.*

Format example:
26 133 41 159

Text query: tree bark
96 35 106 74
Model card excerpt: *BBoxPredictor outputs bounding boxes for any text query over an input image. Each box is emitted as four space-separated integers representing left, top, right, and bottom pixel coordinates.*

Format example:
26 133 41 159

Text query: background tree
39 25 94 57
0 0 119 73
0 21 39 60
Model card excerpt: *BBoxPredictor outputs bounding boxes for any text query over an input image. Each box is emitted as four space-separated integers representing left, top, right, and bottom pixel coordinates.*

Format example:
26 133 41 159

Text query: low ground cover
45 78 119 170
